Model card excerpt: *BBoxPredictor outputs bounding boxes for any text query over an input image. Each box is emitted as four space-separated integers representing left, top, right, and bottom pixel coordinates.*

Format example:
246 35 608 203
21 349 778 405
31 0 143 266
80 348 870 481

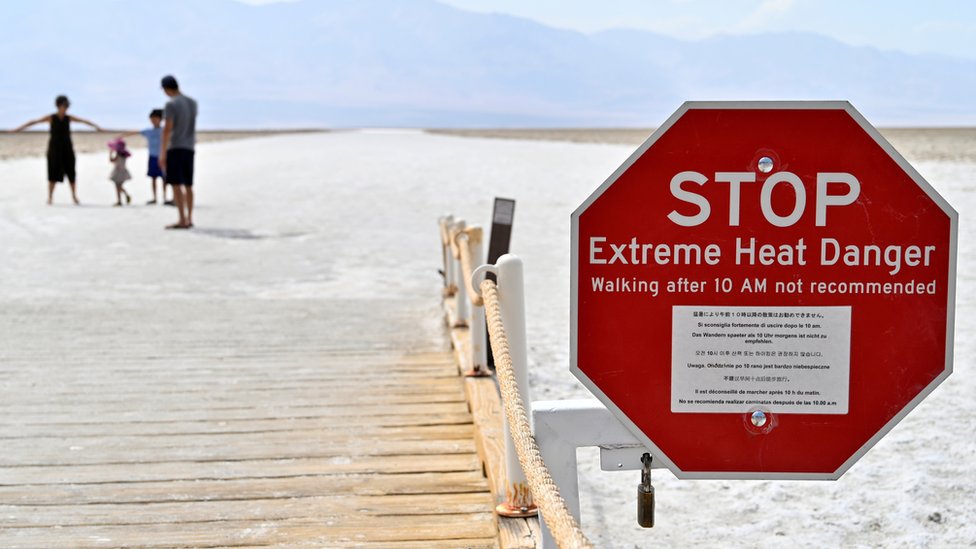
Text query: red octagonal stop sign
571 102 957 479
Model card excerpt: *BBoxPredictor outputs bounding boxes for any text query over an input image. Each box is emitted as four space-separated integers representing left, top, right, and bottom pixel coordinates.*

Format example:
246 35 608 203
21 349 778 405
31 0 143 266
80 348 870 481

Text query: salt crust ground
0 130 973 548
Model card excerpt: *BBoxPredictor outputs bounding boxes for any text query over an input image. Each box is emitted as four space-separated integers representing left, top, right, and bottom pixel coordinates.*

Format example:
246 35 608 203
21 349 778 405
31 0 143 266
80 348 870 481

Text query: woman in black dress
14 95 102 205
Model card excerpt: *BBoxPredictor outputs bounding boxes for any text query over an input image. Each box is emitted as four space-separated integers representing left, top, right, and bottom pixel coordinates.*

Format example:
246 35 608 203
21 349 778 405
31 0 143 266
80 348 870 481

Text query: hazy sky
5 1 973 127
239 0 976 60
430 0 976 60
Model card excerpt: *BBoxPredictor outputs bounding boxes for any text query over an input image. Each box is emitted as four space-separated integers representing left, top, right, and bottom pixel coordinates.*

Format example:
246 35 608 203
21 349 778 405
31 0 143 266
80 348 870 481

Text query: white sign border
569 100 958 480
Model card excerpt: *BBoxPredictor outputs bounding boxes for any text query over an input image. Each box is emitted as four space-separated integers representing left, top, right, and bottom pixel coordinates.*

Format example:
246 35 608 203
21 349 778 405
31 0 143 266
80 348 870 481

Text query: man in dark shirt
160 75 198 229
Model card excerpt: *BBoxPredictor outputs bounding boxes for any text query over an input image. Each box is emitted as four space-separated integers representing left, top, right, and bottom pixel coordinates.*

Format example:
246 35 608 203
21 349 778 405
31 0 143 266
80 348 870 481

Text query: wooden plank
0 493 495 528
0 376 467 398
0 363 461 382
498 517 540 549
465 377 506 500
0 437 477 467
0 391 468 415
0 452 482 486
0 355 459 368
265 540 498 549
1 401 473 426
0 367 464 385
0 347 457 360
0 412 475 439
0 470 490 506
0 424 477 457
0 513 498 548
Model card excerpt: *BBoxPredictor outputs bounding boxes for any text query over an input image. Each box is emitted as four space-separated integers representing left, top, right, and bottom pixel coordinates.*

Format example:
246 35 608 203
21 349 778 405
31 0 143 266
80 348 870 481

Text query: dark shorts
148 156 164 178
165 148 195 186
47 151 76 183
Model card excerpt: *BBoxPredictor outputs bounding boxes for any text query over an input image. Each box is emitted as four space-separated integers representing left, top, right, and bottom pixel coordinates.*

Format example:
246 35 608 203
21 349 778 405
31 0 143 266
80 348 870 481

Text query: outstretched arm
116 130 140 138
69 115 102 131
12 115 50 132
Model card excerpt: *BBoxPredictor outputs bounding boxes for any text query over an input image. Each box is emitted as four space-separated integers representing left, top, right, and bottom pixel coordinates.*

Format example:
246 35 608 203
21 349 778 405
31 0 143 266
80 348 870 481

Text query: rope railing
479 278 595 549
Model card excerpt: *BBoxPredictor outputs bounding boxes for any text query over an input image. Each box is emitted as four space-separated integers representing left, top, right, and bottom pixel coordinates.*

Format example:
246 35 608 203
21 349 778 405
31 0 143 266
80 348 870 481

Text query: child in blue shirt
120 109 170 205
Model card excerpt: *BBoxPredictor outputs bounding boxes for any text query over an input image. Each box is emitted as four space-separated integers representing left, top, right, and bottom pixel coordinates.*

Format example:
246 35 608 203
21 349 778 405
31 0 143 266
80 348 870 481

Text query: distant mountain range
2 0 974 128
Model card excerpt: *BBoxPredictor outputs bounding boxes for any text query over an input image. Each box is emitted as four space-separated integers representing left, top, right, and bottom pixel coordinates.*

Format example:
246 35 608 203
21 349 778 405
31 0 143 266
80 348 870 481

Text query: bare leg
47 182 55 205
114 184 123 206
185 186 194 226
148 177 157 204
170 184 187 227
69 181 80 205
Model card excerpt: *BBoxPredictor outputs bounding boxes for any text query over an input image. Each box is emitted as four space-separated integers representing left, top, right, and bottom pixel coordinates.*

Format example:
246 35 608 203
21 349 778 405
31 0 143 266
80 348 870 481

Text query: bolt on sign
571 101 957 479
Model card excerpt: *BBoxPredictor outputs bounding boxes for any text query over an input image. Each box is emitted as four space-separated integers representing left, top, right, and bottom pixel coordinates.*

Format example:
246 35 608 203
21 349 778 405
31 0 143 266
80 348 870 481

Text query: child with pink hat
107 138 132 206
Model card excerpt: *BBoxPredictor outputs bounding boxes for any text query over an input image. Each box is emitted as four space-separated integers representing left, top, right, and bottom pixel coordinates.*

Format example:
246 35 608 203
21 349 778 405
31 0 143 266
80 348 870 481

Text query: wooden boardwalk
0 298 499 548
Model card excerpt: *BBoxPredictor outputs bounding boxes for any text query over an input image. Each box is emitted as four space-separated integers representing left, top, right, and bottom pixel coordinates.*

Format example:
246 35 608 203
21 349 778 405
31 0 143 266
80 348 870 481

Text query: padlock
637 452 655 528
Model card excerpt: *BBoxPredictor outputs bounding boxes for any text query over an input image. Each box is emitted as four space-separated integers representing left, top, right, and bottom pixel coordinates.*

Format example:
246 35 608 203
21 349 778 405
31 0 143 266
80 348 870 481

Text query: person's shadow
52 204 117 209
189 227 265 240
188 228 309 240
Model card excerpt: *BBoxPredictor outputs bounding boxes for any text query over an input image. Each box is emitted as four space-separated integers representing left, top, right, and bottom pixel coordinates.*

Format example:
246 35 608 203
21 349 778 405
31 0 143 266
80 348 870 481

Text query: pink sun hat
107 138 131 158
